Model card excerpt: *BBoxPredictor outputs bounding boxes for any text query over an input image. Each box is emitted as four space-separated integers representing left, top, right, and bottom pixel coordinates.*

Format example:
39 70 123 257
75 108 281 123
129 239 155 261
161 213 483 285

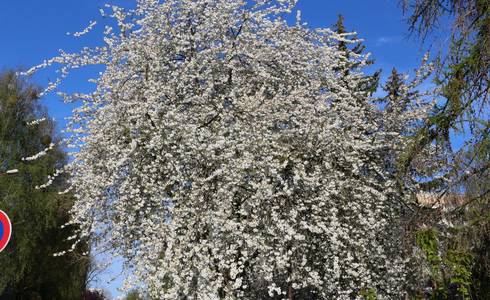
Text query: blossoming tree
26 0 427 298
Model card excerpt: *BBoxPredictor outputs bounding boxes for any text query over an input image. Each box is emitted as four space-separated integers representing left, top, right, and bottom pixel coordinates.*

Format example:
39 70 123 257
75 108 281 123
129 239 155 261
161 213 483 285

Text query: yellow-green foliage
444 250 473 297
360 287 377 300
415 227 475 299
416 228 442 278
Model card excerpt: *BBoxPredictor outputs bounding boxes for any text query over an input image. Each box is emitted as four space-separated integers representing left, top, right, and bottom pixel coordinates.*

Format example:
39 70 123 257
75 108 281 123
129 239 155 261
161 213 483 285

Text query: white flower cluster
26 117 46 127
68 20 97 37
35 167 64 190
30 0 431 298
21 142 55 161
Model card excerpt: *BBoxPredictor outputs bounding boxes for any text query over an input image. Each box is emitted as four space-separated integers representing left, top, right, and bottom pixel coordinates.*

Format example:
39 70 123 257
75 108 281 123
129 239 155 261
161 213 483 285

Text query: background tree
377 64 449 192
411 143 490 299
82 289 109 300
333 14 380 95
0 70 90 299
123 290 145 300
399 0 489 194
397 1 490 298
462 142 490 298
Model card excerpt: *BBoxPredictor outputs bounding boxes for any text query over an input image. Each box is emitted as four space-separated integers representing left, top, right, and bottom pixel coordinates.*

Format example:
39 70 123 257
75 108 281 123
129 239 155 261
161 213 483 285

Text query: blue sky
0 1 430 298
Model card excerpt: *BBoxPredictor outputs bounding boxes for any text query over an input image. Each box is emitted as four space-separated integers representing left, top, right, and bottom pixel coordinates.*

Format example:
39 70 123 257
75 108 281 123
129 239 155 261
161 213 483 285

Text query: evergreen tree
398 2 490 297
383 68 405 110
463 142 490 298
380 67 489 298
333 14 380 95
0 70 89 299
399 0 489 191
377 64 447 192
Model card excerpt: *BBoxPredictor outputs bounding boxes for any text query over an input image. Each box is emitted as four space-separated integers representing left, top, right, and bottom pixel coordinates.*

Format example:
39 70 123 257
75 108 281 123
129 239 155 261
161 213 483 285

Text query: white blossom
28 0 431 298
67 20 97 37
26 117 47 127
21 143 56 162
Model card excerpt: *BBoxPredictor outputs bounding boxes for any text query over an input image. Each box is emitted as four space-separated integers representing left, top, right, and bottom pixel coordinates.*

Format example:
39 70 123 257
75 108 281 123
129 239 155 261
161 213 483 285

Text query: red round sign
0 210 12 252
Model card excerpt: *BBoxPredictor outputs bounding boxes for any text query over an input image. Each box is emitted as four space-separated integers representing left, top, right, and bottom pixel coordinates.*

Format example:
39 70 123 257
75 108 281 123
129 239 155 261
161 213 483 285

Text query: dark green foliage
0 70 89 299
82 290 107 300
459 143 490 299
383 69 407 112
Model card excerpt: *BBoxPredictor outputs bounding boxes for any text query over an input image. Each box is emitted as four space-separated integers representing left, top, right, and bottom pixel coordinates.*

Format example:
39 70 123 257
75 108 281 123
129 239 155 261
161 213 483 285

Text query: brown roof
416 192 468 209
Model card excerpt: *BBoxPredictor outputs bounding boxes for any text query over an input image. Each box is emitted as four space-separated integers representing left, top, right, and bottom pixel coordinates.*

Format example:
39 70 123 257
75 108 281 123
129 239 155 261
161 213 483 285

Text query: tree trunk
288 284 294 300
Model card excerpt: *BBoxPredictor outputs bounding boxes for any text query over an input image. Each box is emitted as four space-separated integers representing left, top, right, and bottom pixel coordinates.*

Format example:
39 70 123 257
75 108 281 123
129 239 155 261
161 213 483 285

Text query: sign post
0 210 12 252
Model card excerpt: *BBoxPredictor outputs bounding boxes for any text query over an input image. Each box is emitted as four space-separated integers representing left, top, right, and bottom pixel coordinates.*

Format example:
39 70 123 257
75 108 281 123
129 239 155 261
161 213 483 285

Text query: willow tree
0 71 90 299
26 0 432 298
